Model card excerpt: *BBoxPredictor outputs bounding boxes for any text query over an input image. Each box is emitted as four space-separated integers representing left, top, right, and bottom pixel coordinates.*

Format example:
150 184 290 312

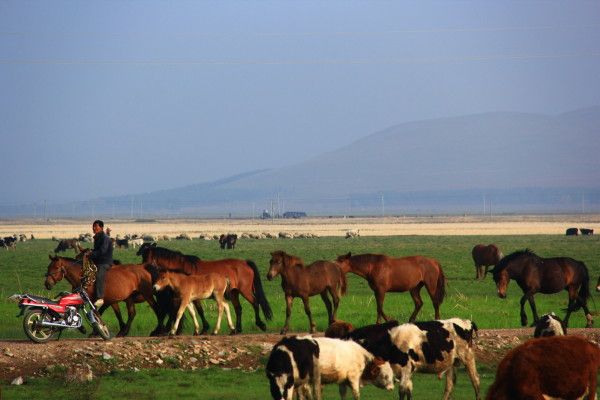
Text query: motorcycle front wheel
23 309 59 343
90 310 111 340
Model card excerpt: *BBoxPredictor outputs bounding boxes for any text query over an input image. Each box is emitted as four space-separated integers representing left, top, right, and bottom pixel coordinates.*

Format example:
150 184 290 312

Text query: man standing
90 220 113 308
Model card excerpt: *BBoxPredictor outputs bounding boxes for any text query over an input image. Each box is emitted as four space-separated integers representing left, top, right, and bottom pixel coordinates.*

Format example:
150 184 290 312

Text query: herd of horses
43 241 595 338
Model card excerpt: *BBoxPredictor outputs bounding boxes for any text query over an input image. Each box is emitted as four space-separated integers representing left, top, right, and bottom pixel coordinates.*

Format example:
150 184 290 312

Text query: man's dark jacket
91 231 113 265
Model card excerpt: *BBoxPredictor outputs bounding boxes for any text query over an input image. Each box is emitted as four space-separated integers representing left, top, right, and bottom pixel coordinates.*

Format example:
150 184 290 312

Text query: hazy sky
1 1 599 204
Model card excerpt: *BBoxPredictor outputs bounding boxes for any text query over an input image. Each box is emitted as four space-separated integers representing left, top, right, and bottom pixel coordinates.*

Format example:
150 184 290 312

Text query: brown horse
267 250 347 334
138 243 272 333
472 244 503 280
336 252 446 323
44 255 162 337
490 249 593 328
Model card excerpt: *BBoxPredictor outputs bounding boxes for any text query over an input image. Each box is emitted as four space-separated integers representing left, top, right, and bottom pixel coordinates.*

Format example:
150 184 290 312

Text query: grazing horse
138 243 272 333
267 251 347 334
490 249 593 328
54 239 80 254
44 255 162 337
336 252 446 323
153 269 235 336
486 335 600 400
471 244 503 280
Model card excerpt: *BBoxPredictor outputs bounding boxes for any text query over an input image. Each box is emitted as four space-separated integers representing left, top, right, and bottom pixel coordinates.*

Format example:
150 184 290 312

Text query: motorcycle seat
24 294 60 305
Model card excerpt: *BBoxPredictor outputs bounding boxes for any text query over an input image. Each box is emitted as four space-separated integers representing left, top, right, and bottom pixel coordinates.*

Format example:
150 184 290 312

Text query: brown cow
486 335 600 400
472 244 503 280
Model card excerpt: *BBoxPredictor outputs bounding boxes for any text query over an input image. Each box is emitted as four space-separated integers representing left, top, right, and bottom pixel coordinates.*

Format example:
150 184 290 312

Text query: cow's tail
247 260 273 320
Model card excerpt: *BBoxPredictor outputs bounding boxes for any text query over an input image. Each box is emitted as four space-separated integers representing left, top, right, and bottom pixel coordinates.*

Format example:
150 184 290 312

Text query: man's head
92 220 104 234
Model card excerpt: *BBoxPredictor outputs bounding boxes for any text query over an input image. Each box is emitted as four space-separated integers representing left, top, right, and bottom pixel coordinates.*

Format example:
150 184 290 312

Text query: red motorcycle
11 287 111 343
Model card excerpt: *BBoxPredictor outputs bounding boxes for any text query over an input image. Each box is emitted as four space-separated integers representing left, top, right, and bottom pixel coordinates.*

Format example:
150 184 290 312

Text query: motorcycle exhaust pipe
39 320 82 329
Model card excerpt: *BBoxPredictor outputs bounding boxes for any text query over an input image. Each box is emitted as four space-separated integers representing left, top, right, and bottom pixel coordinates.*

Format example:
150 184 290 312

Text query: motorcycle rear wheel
23 309 59 343
91 310 111 340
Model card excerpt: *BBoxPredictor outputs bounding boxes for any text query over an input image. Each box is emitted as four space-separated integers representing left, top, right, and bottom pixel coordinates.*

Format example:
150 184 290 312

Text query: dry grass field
1 214 599 238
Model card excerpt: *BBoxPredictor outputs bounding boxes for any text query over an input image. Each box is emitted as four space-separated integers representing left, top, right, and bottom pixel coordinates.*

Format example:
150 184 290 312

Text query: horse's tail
573 261 591 311
338 269 347 296
433 264 447 306
247 260 273 320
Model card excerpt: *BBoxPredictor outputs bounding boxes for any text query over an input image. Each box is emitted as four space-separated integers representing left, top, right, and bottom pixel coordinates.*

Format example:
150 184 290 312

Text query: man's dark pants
95 264 111 299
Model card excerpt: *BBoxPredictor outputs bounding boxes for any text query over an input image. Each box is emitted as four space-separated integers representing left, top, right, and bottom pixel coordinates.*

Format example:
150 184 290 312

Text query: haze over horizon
1 2 600 210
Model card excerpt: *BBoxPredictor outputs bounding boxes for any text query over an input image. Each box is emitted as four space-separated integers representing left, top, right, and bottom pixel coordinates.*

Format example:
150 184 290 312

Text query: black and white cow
308 337 394 399
533 312 566 337
347 318 481 400
266 336 321 400
2 236 17 250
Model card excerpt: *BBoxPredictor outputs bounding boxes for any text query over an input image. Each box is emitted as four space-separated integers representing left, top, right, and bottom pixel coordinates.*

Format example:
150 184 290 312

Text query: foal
153 270 235 336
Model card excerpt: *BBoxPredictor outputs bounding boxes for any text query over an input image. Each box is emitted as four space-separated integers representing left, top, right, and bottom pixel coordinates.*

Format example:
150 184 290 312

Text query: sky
1 1 599 204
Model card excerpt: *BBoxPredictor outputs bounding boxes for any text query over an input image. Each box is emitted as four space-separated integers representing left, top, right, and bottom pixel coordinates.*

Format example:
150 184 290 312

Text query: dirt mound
2 329 599 384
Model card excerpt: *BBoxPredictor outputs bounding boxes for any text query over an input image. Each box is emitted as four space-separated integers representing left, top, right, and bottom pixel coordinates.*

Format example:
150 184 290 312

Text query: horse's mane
493 249 538 273
149 246 202 264
350 253 387 264
272 250 305 268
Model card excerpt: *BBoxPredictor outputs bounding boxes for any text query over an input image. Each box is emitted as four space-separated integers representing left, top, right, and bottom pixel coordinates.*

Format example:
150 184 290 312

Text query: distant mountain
4 108 600 217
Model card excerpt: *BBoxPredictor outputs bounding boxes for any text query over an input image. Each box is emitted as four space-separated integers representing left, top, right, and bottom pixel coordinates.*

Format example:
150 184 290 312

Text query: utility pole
483 195 486 216
381 194 385 217
43 200 47 220
130 197 134 219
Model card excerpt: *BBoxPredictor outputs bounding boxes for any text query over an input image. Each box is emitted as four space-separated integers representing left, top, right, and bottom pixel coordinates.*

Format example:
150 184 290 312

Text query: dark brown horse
267 250 347 334
336 252 446 323
490 249 593 328
472 244 503 280
138 243 272 333
44 255 162 336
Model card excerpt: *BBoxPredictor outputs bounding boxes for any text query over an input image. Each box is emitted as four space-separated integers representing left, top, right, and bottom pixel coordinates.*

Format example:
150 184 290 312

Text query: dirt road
2 328 599 383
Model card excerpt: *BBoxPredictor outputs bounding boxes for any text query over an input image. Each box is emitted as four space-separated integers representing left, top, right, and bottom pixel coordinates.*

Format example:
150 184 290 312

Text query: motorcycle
10 286 111 343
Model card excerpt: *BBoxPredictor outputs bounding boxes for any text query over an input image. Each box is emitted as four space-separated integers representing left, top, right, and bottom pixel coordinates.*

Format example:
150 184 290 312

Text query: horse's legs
519 294 529 326
222 302 235 334
230 290 243 333
330 286 340 323
526 293 539 325
103 303 126 333
572 285 594 327
320 291 334 325
192 299 210 334
213 296 224 335
374 290 390 324
118 298 136 337
483 265 490 279
475 264 481 280
301 296 316 334
185 303 200 335
281 295 293 335
170 298 189 336
408 286 424 323
238 287 267 332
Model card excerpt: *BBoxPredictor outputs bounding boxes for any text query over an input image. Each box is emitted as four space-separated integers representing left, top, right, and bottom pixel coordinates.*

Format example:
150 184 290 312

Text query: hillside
3 108 600 217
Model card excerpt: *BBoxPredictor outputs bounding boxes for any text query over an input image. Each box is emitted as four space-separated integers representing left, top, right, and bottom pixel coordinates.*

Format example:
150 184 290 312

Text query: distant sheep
345 229 360 238
129 238 144 249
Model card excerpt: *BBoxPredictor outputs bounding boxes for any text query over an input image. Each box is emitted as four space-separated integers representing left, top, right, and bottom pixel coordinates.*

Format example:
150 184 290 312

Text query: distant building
283 211 307 219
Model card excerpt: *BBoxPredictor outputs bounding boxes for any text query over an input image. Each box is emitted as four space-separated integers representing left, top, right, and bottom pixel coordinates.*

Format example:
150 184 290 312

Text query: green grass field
1 235 599 399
